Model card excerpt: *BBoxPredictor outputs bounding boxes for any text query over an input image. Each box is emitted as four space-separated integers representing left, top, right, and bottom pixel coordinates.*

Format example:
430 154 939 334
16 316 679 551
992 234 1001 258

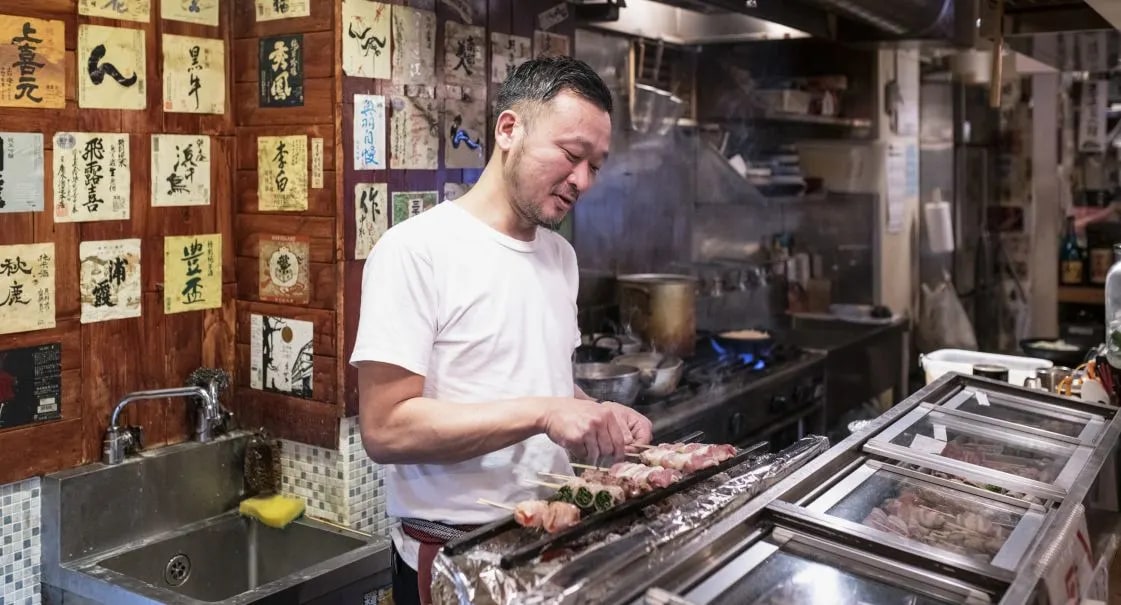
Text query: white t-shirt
348 201 578 570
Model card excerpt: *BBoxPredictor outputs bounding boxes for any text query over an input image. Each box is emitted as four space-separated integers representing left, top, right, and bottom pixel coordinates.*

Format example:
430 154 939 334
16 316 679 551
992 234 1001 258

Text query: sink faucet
102 368 232 464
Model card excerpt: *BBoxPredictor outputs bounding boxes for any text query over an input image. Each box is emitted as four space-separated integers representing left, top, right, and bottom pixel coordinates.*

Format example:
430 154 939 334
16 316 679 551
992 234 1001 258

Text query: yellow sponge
239 494 306 529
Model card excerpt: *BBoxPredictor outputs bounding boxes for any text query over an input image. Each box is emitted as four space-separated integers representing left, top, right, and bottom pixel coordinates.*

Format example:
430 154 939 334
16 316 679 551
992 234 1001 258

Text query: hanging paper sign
0 343 62 429
0 15 65 109
259 34 304 107
53 132 131 223
390 96 438 169
0 133 45 213
444 96 486 169
152 134 211 207
1079 80 1107 153
164 233 222 314
78 25 146 110
250 314 313 398
491 33 531 84
163 34 225 115
445 22 484 87
0 242 55 335
258 135 308 211
391 6 435 85
163 0 220 27
259 234 310 304
255 0 309 21
311 137 324 189
79 0 150 23
342 0 391 79
355 182 388 259
79 238 142 323
391 191 437 225
354 94 387 170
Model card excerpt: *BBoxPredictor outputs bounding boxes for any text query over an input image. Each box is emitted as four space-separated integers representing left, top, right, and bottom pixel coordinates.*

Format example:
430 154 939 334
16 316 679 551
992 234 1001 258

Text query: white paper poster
355 182 388 260
162 34 225 115
311 138 323 189
354 94 387 170
491 33 531 84
885 143 917 234
391 6 436 85
163 0 220 27
0 242 55 335
0 133 44 213
1079 80 1107 153
250 314 314 399
79 238 141 323
78 25 146 110
53 132 130 223
152 134 211 207
342 0 391 79
255 0 309 21
445 21 485 87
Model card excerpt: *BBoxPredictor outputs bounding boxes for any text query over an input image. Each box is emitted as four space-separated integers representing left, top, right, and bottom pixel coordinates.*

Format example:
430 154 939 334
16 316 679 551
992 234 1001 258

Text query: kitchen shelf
1057 286 1104 305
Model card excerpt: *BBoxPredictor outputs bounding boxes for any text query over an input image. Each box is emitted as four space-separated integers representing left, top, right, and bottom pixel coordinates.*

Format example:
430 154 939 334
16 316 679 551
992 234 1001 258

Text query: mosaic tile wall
0 477 42 605
278 416 393 535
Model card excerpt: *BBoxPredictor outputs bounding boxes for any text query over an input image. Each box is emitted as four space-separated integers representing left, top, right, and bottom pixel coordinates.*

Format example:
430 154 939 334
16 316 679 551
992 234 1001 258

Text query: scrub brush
238 429 305 529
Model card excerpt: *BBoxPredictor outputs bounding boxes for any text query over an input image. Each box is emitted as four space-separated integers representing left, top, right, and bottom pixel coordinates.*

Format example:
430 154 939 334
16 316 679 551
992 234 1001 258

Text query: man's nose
567 161 594 193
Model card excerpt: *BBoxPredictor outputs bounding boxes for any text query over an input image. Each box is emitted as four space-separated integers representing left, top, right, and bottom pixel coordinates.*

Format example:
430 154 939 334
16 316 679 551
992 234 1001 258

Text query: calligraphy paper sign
0 133 44 213
445 21 484 87
53 132 131 223
259 234 310 304
163 34 225 115
490 33 530 84
342 0 391 79
443 181 472 202
164 233 221 314
354 94 387 170
257 135 308 212
151 134 211 207
355 183 388 260
0 242 55 335
311 138 323 189
259 34 304 107
255 0 309 21
79 0 150 23
79 238 141 323
390 96 438 169
0 15 65 109
78 25 146 110
163 0 220 27
0 343 61 429
250 314 313 398
444 96 486 169
534 30 569 58
391 6 435 85
391 191 437 225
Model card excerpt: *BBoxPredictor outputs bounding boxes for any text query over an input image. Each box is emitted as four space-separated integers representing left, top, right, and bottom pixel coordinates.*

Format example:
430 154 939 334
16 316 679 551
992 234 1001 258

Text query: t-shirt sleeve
349 232 438 376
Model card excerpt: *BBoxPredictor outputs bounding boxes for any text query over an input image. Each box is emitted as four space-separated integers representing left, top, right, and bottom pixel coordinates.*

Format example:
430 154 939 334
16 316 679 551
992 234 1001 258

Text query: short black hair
495 56 613 117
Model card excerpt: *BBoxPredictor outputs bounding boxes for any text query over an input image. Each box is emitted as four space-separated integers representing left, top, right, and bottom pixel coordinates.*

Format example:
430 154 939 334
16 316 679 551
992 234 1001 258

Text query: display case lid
805 461 1045 572
936 388 1106 445
684 527 992 605
865 404 1093 499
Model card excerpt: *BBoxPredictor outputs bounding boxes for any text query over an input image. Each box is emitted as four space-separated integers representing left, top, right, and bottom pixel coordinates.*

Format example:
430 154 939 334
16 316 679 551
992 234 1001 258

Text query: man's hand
539 398 628 465
601 401 653 450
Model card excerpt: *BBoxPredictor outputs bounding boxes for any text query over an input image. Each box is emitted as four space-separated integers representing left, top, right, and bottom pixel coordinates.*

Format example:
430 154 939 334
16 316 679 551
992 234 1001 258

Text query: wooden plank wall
0 0 237 484
230 2 342 448
0 0 581 478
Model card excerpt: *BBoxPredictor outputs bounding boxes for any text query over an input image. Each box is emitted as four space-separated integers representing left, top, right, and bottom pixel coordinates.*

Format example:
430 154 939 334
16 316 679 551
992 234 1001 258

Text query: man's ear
494 109 521 152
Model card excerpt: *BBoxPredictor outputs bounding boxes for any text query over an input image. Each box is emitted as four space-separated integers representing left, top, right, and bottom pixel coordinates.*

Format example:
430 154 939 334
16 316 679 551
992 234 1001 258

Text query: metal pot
617 274 697 358
611 353 684 398
574 335 624 363
574 363 645 405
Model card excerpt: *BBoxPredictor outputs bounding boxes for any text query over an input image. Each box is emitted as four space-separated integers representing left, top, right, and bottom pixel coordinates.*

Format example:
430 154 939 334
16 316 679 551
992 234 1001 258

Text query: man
349 56 653 605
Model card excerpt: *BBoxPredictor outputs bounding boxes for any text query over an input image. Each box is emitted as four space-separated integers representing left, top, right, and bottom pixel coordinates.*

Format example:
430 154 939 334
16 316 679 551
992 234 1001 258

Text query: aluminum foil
432 436 830 605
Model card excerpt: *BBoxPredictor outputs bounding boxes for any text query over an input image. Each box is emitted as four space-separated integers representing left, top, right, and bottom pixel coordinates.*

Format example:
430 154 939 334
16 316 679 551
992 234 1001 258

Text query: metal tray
803 460 1045 574
682 526 992 605
865 404 1093 500
935 388 1105 446
443 441 769 567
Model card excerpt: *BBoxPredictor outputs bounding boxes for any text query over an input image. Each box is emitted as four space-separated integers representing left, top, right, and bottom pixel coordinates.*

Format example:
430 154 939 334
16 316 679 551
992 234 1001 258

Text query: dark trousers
391 543 421 605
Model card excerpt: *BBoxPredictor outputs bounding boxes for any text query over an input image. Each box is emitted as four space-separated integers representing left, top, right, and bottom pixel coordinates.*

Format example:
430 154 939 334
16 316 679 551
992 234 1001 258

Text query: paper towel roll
924 188 955 254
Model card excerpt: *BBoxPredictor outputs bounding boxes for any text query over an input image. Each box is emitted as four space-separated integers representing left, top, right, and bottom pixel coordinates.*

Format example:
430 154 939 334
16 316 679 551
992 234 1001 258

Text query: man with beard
349 56 652 605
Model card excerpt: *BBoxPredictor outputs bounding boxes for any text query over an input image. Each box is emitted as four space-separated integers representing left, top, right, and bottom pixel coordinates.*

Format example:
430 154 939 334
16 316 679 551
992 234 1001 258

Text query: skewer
524 479 564 489
539 471 576 480
625 452 642 458
570 462 610 471
477 498 515 511
632 443 655 449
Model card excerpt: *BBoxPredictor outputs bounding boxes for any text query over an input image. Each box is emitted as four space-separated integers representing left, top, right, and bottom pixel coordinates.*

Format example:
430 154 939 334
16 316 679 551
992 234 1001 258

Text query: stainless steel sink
96 513 369 602
41 432 391 604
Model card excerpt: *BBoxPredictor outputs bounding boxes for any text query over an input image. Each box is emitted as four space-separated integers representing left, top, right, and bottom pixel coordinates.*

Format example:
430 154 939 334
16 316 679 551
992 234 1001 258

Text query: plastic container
920 349 1053 386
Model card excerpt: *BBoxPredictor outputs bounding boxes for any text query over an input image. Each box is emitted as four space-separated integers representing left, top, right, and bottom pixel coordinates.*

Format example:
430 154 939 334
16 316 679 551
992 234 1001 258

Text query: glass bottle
1060 216 1085 286
1105 244 1121 368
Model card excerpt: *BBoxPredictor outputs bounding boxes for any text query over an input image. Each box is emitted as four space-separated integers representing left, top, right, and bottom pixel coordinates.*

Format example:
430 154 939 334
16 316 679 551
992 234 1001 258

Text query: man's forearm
361 396 547 465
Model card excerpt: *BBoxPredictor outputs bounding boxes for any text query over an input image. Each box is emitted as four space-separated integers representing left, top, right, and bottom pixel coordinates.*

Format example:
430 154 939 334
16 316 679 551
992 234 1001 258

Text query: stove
639 336 827 451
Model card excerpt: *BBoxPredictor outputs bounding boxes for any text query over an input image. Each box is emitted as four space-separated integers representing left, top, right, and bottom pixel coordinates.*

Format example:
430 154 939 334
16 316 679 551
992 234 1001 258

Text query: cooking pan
709 328 774 361
1020 338 1089 369
611 353 684 398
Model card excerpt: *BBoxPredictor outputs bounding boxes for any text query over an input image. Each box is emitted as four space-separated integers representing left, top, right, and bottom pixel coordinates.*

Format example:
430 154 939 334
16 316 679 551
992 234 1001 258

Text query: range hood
576 0 974 46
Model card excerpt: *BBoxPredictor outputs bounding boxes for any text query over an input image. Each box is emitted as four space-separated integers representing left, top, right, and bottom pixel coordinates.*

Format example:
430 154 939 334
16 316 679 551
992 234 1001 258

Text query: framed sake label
0 343 61 430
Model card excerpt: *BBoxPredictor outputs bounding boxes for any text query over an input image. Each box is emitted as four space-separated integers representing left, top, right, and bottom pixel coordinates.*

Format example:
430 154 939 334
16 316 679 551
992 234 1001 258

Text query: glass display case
805 461 1045 571
865 404 1094 499
683 528 991 605
935 388 1106 445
